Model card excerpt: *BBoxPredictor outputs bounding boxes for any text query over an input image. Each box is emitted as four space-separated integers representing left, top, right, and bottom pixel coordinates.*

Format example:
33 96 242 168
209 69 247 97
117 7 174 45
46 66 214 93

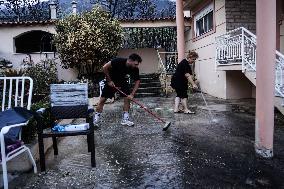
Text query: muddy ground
8 93 284 188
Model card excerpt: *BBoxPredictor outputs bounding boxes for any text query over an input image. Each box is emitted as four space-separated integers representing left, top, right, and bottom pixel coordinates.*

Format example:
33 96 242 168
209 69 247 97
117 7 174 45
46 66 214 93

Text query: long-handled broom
113 86 171 131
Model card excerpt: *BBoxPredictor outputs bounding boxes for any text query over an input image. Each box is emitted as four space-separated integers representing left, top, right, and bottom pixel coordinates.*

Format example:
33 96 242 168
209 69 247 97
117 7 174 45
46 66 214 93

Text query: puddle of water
199 104 232 112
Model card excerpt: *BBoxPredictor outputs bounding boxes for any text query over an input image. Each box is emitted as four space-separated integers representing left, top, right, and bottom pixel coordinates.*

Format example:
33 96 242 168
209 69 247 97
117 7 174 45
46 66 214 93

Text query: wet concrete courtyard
9 93 284 188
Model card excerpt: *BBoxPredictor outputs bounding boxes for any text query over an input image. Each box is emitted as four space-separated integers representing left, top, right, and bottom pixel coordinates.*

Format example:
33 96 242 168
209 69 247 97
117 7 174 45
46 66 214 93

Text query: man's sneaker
93 112 101 125
93 116 100 127
120 119 134 126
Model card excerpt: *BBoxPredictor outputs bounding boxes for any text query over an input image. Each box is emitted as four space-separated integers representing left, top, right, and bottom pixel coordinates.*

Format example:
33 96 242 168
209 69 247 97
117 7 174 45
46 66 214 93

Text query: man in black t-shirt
94 53 142 127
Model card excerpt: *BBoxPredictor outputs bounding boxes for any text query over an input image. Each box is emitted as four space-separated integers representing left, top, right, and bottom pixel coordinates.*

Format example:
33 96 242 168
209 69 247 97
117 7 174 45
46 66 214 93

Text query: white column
176 0 185 62
255 0 276 158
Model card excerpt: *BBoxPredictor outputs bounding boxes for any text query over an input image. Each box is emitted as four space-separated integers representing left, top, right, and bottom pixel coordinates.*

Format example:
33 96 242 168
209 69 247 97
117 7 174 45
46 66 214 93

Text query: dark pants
101 81 130 99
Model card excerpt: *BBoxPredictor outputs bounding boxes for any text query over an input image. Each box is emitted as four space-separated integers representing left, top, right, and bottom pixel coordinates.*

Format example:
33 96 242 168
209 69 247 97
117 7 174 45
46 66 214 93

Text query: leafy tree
91 0 125 18
159 0 176 18
0 58 13 76
1 0 49 21
54 6 123 80
120 0 139 19
136 0 156 19
91 0 158 19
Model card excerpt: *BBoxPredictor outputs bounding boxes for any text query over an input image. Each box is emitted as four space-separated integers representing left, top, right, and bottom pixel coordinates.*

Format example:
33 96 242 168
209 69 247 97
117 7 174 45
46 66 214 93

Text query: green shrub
22 99 50 143
22 59 58 95
0 58 14 76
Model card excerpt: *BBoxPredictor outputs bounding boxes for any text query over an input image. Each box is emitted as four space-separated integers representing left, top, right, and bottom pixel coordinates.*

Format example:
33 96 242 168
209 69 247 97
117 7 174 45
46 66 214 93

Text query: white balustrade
215 27 284 100
156 50 178 95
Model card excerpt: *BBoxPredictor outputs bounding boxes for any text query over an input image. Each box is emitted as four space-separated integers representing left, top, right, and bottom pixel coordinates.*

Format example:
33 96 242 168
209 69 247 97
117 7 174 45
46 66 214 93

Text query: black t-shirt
109 58 140 84
171 59 192 89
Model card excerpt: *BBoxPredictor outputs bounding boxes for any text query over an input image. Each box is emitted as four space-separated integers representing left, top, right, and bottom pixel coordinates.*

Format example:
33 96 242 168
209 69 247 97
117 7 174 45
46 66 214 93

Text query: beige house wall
0 25 55 53
0 25 161 80
185 0 227 99
118 48 160 74
226 71 253 99
186 0 255 99
0 25 78 81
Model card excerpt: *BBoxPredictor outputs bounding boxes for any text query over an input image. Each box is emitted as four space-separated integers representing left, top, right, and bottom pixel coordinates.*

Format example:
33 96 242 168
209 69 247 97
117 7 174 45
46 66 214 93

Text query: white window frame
194 2 214 37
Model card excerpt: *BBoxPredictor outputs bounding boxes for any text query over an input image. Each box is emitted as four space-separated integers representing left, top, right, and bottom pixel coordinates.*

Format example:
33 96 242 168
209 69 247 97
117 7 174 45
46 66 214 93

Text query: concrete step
139 73 160 79
136 87 161 94
139 82 161 88
135 92 161 98
130 74 162 97
139 78 160 83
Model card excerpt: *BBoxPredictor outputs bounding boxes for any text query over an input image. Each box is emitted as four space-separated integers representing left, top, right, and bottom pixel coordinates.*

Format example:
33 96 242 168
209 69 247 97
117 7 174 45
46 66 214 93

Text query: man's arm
103 61 114 87
128 80 140 100
185 73 197 89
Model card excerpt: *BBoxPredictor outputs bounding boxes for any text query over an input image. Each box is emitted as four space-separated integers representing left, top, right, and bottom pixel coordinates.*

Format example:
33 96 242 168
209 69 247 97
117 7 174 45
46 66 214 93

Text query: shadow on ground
9 93 284 189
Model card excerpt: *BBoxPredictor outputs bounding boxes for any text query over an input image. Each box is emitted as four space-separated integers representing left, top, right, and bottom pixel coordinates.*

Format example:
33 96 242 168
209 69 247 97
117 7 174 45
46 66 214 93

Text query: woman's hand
192 83 198 89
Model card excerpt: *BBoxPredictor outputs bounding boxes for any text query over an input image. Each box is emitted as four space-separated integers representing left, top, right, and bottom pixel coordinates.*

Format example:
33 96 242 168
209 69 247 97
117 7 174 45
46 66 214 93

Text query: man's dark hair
129 53 142 63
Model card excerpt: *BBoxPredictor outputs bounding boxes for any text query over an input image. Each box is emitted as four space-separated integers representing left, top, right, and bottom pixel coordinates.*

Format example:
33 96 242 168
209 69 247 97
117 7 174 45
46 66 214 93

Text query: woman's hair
187 51 199 59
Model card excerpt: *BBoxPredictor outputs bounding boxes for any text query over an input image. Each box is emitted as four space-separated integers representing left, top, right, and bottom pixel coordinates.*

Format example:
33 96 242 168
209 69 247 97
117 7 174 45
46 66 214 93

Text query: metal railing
215 27 256 71
276 51 284 97
157 51 178 74
215 27 284 100
156 50 179 96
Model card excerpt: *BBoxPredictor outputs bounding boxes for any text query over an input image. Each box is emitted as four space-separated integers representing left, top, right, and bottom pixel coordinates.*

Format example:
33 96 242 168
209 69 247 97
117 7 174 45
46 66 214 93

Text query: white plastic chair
99 79 106 97
0 76 37 189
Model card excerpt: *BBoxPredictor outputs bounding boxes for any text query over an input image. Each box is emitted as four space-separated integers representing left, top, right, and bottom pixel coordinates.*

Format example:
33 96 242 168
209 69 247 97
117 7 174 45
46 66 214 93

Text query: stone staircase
244 71 284 115
215 27 284 115
134 73 162 98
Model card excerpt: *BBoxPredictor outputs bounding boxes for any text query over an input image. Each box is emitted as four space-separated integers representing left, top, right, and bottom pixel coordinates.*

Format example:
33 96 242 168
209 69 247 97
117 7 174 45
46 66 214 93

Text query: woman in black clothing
171 51 199 114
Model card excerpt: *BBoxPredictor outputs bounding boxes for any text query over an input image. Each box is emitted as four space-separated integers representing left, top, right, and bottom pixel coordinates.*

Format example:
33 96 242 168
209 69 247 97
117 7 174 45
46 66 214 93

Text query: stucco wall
0 24 161 81
186 0 256 99
225 0 256 33
0 24 79 81
186 0 227 99
0 25 56 55
226 71 253 99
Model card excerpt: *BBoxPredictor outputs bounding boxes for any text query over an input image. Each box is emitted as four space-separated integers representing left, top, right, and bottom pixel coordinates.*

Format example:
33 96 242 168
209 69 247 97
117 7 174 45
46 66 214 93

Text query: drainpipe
72 0 77 15
176 0 185 62
49 0 57 20
255 0 276 158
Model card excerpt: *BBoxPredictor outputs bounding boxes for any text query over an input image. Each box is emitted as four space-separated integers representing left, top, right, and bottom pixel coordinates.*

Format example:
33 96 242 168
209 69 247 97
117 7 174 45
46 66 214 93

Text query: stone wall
225 0 256 33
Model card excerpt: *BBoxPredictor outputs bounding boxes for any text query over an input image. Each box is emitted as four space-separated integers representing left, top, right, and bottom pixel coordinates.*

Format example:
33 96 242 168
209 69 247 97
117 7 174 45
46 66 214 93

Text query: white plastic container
64 123 89 131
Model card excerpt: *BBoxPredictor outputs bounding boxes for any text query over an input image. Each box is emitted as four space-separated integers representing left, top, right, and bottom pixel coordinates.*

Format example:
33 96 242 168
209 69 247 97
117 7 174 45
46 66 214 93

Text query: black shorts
175 88 188 98
101 81 130 99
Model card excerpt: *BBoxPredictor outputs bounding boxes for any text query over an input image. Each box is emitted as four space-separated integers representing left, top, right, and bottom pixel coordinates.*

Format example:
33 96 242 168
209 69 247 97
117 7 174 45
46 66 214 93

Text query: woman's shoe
174 109 183 113
183 110 195 114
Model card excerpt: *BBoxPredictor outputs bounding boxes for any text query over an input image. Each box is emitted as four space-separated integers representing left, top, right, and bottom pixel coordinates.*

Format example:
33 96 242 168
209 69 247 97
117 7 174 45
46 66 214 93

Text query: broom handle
113 86 166 123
